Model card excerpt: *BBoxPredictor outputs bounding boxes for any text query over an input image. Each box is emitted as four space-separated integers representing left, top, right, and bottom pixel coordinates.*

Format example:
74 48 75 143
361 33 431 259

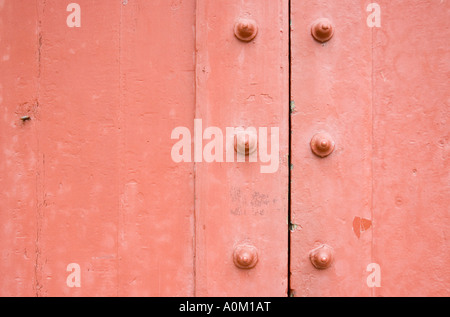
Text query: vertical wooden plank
290 0 373 296
0 0 39 297
194 0 289 296
37 0 121 296
1 0 197 296
372 0 450 296
118 0 196 296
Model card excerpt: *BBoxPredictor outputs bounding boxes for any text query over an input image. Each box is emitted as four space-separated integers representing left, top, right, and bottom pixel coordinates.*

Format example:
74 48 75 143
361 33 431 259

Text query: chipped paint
352 216 372 239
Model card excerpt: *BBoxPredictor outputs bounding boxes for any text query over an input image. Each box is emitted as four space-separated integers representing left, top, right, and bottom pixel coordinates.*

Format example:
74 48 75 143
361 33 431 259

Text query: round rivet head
310 132 335 158
234 129 257 155
311 18 334 43
309 244 333 269
233 244 258 269
234 18 258 42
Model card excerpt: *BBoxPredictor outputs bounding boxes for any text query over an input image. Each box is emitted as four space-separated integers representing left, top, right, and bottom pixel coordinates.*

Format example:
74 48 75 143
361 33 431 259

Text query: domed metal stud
310 132 335 158
311 18 334 43
233 243 258 269
234 129 258 155
309 244 333 269
234 18 258 42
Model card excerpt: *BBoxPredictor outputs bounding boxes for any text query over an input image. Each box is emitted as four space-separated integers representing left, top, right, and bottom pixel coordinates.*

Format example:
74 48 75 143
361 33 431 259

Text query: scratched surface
371 0 450 296
290 0 449 296
0 0 449 297
194 0 289 296
0 0 40 296
290 0 373 297
0 0 196 296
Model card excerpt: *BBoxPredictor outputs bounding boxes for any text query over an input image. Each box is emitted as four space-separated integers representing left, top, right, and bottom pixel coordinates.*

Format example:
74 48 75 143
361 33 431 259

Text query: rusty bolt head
309 244 333 269
234 129 257 155
310 132 335 158
234 18 258 42
311 18 334 43
233 244 258 269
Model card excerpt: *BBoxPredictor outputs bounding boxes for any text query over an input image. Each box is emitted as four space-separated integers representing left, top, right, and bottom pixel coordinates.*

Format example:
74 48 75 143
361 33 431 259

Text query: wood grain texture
0 0 40 297
372 0 450 296
290 0 373 297
194 0 289 296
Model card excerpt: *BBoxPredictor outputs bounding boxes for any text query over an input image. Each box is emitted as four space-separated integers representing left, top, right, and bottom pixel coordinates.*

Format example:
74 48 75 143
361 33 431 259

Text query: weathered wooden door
0 0 448 297
0 0 288 297
289 0 449 297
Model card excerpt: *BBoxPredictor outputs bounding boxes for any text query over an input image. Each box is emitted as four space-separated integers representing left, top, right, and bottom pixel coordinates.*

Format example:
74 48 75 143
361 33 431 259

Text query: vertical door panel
372 0 450 296
0 1 40 296
38 0 121 296
194 0 289 296
0 0 196 296
290 0 450 297
119 0 196 296
290 1 373 296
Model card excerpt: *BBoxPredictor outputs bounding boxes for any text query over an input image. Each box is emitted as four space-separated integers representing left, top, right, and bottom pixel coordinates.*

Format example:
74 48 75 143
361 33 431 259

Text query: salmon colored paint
1 0 196 297
290 0 449 297
371 0 450 297
0 0 40 297
193 0 289 296
0 0 449 297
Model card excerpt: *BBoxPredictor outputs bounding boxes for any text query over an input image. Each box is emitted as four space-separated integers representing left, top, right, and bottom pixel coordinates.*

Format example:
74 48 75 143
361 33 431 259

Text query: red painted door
0 0 449 297
0 0 288 297
193 0 289 296
290 0 449 297
1 0 197 296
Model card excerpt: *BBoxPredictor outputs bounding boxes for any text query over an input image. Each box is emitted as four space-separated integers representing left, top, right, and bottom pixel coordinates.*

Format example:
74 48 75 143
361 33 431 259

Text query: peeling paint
352 217 372 239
